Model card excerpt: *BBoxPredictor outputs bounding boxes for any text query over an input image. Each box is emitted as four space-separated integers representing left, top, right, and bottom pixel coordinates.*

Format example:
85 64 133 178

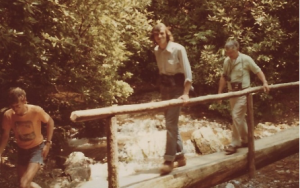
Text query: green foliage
206 0 299 84
148 0 299 119
0 0 152 122
0 0 298 127
209 101 231 118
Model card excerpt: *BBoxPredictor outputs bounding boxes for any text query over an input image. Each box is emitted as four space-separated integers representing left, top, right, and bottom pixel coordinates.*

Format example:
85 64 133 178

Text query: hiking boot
160 161 174 175
174 155 186 168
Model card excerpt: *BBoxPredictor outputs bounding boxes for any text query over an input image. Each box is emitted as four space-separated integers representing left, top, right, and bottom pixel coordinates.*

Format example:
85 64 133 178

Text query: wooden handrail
70 81 299 122
70 81 298 188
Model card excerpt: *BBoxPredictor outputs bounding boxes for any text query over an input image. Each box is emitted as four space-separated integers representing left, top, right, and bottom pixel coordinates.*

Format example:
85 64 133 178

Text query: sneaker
174 155 186 168
160 161 174 175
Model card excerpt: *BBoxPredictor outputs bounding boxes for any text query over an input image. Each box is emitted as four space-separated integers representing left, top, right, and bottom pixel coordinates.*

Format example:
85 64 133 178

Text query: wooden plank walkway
76 126 299 188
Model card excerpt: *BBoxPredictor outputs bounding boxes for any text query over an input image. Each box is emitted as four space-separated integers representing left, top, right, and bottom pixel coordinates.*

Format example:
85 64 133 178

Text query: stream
0 110 296 188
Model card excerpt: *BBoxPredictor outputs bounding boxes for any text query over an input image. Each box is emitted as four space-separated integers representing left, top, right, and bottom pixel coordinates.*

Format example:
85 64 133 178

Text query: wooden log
107 116 119 188
247 93 256 178
70 82 299 122
120 127 299 188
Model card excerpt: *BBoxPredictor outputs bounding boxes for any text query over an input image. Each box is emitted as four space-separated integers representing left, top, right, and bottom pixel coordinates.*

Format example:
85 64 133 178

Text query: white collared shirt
154 41 192 85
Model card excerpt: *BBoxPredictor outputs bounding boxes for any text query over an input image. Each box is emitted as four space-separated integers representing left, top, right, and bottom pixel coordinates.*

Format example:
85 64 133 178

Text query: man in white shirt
218 39 269 154
151 23 192 175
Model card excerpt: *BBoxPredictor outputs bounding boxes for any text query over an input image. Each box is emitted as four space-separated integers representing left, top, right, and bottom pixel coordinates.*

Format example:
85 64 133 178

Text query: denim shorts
17 142 45 166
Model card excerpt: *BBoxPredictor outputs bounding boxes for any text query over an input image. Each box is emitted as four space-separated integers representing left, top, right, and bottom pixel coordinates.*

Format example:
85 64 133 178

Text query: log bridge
70 81 299 188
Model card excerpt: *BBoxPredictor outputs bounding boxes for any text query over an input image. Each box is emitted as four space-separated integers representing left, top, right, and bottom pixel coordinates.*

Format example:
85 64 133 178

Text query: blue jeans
160 85 184 162
17 142 45 166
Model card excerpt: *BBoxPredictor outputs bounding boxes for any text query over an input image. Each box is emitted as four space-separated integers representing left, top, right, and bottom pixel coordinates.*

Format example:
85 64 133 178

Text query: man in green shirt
218 39 269 154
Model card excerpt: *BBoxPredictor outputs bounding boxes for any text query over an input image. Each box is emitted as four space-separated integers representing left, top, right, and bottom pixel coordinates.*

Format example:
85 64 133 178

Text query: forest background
0 0 298 142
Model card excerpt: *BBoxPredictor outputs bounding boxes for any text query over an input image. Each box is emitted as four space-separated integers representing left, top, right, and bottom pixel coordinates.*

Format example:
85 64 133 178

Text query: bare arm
256 71 269 93
217 75 227 104
179 81 192 103
42 117 54 159
0 128 10 157
218 75 227 94
0 114 11 158
46 117 54 142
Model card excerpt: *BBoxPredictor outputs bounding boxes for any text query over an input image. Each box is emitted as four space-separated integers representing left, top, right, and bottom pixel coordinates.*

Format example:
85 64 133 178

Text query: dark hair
150 23 174 45
8 87 27 105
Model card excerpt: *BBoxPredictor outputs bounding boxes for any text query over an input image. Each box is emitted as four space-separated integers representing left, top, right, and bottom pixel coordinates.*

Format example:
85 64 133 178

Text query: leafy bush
0 0 152 123
148 0 299 119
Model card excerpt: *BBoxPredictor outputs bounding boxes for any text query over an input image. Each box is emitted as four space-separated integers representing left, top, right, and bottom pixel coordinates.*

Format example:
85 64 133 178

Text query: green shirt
223 52 261 90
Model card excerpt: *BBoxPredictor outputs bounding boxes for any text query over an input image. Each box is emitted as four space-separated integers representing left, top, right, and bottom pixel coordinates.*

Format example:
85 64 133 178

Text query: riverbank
0 89 298 188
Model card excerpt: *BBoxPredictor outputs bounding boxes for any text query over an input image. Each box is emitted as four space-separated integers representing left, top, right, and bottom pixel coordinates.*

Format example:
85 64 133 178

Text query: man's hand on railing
178 94 189 104
263 82 270 93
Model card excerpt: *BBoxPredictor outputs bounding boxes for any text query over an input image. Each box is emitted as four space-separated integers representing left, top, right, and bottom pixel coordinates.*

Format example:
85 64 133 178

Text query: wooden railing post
247 93 256 178
107 116 119 188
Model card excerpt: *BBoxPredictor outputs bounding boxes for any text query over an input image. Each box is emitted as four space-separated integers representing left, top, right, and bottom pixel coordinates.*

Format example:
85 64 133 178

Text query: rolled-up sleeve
178 46 192 84
246 56 261 74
